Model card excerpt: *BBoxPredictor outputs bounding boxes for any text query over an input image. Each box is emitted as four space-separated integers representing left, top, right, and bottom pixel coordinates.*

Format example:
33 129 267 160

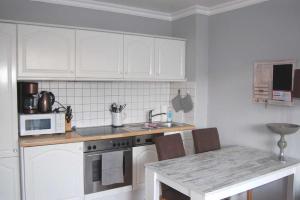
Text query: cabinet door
180 131 195 155
155 38 185 80
124 35 154 80
18 25 75 79
132 145 158 190
23 143 84 200
0 23 18 158
76 30 123 79
0 157 21 200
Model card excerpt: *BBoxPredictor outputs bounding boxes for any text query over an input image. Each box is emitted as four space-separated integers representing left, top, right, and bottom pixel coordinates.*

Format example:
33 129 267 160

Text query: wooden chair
192 128 253 200
154 133 190 200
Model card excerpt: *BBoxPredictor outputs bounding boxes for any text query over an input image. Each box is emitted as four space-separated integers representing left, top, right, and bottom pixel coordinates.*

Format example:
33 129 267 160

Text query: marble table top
146 146 300 195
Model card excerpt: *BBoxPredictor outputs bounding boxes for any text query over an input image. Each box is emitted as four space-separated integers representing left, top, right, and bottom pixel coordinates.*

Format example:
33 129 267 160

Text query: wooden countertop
19 123 195 147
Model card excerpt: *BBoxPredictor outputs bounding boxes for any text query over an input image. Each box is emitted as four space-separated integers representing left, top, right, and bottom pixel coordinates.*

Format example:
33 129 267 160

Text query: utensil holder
112 112 126 127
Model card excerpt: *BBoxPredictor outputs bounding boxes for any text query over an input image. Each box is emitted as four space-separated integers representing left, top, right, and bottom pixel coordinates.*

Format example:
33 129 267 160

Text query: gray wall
172 14 209 128
208 0 300 199
0 0 172 36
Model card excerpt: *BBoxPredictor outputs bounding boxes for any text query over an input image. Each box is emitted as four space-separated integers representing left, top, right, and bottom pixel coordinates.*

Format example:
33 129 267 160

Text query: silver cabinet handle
13 148 18 153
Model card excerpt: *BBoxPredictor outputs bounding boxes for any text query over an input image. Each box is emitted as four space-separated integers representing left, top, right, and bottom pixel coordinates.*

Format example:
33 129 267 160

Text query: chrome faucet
148 109 166 123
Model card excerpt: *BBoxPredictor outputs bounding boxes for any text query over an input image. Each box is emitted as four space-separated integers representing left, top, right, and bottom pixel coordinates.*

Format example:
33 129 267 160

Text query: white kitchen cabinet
76 30 124 79
16 22 185 81
22 142 84 200
181 131 195 155
18 24 75 80
132 145 158 190
0 157 21 200
124 35 155 80
155 38 185 80
0 23 18 158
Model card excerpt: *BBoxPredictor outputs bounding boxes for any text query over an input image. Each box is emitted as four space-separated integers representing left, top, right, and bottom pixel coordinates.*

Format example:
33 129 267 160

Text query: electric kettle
38 91 55 113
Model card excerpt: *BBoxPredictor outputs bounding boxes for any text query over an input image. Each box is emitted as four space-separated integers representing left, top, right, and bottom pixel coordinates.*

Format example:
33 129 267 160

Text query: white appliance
19 113 65 136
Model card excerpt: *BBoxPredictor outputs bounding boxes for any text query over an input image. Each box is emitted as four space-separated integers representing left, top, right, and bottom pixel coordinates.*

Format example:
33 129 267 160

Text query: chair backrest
192 128 221 153
154 133 186 161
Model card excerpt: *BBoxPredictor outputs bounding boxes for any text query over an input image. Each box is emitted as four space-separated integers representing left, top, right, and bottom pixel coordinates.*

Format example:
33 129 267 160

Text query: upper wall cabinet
18 25 76 80
155 38 185 80
0 23 18 157
16 23 186 81
124 35 155 80
76 30 124 79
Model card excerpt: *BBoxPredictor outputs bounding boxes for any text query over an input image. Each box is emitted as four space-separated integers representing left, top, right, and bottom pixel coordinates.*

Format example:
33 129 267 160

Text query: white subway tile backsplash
75 97 83 104
50 81 59 88
37 81 171 127
67 81 75 89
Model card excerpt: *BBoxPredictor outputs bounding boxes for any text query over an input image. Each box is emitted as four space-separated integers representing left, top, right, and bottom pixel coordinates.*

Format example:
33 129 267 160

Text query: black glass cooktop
75 126 128 136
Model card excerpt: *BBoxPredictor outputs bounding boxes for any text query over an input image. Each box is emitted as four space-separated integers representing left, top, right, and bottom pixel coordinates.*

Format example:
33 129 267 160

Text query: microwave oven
19 113 65 136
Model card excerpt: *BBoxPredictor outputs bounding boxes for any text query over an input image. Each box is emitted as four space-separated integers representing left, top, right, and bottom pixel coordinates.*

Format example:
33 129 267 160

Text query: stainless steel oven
83 138 132 194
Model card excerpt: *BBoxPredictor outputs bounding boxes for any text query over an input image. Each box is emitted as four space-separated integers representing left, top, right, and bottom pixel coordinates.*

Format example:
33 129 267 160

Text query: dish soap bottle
167 107 173 124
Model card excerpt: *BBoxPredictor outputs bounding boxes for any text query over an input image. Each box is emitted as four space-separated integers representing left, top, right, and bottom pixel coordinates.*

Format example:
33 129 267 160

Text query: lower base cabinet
132 132 194 191
0 156 21 200
132 144 158 190
22 142 84 200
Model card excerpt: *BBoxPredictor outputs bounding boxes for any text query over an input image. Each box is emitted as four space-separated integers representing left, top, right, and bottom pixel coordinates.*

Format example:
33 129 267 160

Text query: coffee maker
18 82 39 114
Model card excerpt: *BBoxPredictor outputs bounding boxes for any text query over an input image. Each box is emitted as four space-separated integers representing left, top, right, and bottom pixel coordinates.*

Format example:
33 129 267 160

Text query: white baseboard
84 185 133 200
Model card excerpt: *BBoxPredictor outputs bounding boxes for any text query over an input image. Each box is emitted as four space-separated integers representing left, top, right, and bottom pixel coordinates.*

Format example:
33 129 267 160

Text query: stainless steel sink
124 122 181 131
124 123 153 131
156 122 178 128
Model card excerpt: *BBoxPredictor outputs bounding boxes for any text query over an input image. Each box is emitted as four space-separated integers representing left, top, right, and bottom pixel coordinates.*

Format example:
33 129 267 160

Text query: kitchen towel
171 91 182 112
102 151 124 185
181 93 194 113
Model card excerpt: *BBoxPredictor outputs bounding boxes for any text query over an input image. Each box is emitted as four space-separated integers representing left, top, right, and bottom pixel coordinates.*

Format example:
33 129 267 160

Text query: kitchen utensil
171 90 182 112
65 106 73 132
110 103 127 127
38 91 55 113
65 106 73 123
119 104 126 112
181 93 194 113
110 103 118 113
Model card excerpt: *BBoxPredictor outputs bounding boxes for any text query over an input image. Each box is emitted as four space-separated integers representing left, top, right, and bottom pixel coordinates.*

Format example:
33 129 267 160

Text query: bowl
266 123 300 135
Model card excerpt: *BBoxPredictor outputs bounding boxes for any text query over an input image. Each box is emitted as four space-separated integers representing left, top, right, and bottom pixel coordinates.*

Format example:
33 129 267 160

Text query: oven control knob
92 145 96 150
121 142 125 146
136 138 141 143
113 143 116 147
87 146 92 150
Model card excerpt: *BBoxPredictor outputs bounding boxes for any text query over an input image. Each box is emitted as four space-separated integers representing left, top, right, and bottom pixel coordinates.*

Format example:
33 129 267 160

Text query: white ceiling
32 0 270 21
92 0 243 13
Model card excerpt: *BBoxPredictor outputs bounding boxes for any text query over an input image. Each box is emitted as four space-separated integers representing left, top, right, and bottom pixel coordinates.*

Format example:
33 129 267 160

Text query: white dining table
145 146 300 200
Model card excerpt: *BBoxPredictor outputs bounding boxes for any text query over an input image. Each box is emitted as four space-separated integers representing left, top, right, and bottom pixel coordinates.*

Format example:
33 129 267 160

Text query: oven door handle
85 148 132 157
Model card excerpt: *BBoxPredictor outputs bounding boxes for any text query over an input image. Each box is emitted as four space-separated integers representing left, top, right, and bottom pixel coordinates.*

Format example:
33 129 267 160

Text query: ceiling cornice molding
171 5 210 21
32 0 172 21
32 0 270 21
209 0 270 15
